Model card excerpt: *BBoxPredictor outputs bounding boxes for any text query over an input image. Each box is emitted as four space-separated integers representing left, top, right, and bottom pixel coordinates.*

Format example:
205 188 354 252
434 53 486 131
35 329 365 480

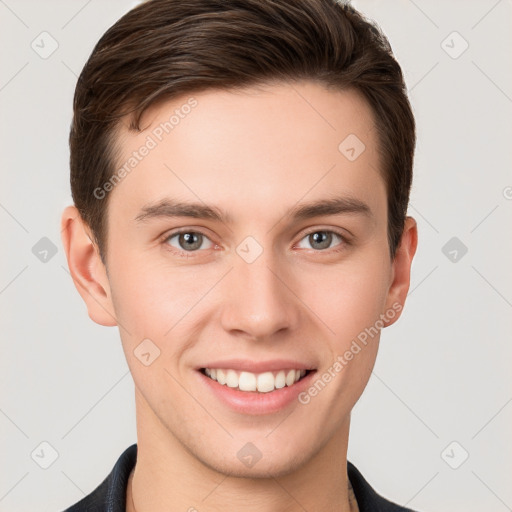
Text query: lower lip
197 370 317 415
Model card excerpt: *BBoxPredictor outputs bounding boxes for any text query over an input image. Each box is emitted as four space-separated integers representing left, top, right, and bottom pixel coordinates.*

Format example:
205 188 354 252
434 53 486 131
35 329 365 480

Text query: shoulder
61 444 137 512
348 460 421 512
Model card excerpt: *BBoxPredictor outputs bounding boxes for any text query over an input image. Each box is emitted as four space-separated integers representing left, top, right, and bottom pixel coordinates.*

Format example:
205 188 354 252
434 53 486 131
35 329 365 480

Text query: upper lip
197 359 316 373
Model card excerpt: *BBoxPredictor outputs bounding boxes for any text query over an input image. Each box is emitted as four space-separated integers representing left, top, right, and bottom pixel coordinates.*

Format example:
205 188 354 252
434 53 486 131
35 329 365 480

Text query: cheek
108 255 214 381
109 252 202 330
300 256 390 345
300 266 387 416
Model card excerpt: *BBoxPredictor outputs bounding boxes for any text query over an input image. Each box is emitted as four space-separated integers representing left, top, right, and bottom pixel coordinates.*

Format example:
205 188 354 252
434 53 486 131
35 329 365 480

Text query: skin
61 80 417 512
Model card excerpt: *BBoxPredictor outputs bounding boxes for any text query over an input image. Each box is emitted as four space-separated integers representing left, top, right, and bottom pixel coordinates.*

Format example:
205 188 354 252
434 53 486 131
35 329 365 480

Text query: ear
60 205 117 327
382 216 418 327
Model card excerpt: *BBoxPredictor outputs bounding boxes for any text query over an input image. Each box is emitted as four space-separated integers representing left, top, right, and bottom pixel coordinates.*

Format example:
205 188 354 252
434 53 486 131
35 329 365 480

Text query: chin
196 442 314 480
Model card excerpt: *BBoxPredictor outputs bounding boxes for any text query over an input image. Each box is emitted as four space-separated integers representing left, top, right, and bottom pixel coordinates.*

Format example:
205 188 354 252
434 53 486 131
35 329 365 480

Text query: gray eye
166 231 213 251
296 231 343 251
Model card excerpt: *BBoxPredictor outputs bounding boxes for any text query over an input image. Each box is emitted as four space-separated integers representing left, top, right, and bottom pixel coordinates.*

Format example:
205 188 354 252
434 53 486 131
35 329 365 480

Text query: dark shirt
62 444 419 512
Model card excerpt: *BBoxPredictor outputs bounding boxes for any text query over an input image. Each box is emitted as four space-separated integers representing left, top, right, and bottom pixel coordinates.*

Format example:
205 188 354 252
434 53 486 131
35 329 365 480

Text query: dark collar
63 443 418 512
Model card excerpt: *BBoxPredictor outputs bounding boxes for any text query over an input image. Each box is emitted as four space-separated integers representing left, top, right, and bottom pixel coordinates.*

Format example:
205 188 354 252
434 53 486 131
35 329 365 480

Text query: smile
196 358 318 414
200 368 311 393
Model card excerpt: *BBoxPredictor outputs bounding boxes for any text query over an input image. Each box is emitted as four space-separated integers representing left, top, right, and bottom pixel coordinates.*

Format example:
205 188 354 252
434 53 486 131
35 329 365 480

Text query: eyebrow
134 195 372 225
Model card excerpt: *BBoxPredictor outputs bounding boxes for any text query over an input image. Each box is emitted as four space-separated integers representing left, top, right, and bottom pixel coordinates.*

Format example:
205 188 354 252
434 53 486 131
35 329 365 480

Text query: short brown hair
69 0 415 264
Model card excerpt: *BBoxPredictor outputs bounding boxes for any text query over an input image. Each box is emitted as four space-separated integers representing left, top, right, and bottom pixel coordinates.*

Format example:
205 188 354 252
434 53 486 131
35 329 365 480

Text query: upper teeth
204 368 307 393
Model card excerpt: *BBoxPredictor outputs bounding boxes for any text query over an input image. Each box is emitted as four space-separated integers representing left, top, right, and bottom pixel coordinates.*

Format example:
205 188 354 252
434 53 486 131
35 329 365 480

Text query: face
66 80 416 478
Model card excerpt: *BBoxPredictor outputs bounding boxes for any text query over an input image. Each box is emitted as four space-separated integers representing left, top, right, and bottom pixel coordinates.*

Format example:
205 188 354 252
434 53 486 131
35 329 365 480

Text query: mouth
199 367 314 393
195 359 318 414
195 361 317 417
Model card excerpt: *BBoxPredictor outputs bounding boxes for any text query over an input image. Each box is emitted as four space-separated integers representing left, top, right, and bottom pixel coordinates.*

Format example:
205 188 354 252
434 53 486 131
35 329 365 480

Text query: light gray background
1 1 511 511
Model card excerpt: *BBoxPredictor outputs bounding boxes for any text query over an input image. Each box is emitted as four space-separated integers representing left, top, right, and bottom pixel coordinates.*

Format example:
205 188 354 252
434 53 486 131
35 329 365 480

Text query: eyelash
160 228 350 258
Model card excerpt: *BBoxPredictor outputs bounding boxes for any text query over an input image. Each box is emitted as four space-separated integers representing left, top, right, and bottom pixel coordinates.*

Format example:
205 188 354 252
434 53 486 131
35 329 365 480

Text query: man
60 0 419 510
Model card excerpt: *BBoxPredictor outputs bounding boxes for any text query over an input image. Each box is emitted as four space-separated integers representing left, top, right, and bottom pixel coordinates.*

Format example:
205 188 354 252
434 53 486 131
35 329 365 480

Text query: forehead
109 81 384 224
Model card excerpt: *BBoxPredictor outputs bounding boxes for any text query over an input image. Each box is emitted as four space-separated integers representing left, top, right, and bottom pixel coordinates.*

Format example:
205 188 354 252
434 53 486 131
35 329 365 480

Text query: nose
219 246 300 341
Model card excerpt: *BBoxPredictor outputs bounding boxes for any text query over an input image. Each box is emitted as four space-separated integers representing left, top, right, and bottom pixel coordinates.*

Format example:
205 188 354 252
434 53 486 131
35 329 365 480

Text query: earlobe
383 216 418 327
60 205 118 327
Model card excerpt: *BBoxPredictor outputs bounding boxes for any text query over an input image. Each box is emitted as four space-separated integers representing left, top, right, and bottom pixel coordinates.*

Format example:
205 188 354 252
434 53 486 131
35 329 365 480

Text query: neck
127 390 357 512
